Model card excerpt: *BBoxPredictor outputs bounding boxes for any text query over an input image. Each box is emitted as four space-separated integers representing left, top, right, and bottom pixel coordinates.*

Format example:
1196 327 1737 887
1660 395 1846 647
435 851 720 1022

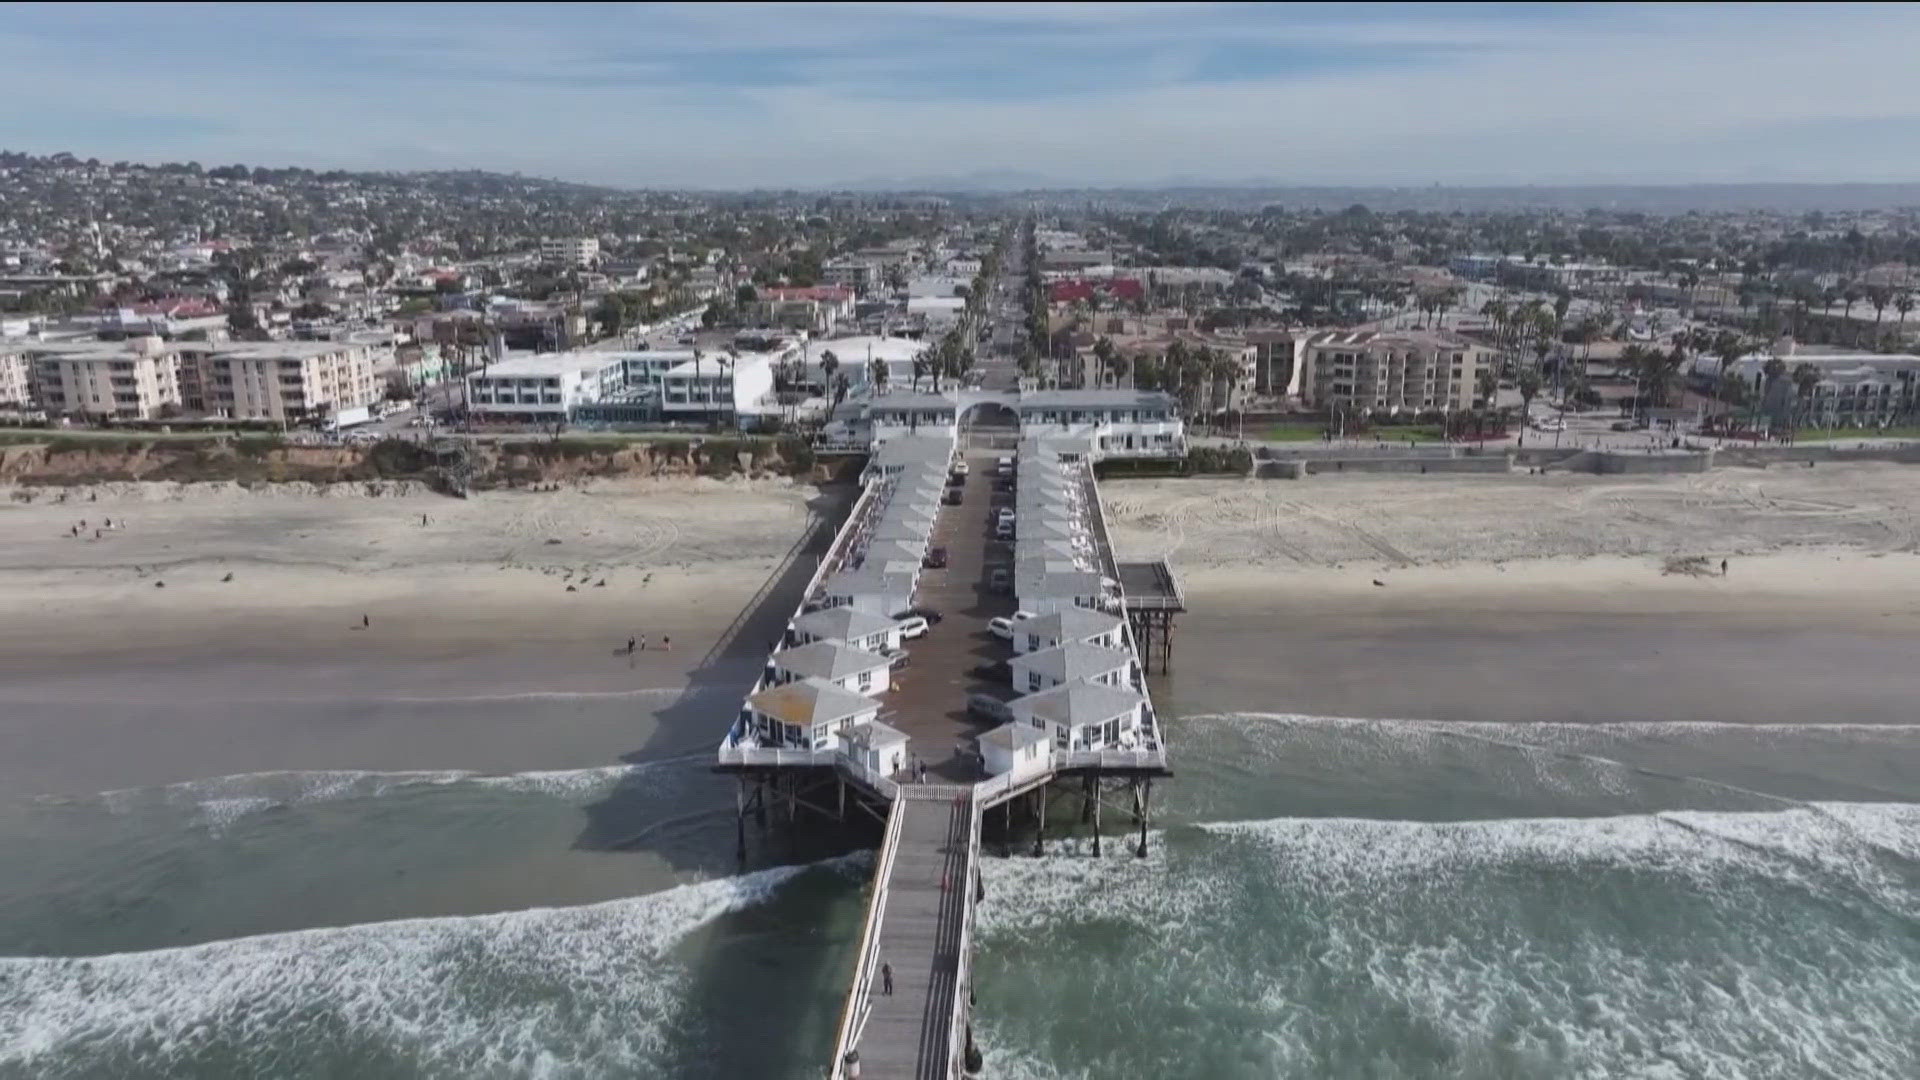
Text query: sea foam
0 860 830 1077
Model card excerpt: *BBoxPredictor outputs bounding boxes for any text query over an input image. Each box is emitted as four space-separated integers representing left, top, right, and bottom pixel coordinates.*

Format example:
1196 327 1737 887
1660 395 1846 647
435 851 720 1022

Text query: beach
9 464 1920 1077
0 476 832 797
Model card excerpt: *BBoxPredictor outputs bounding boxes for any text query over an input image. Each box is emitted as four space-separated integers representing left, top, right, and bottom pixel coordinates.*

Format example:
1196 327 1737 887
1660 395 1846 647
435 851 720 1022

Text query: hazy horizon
4 2 1919 192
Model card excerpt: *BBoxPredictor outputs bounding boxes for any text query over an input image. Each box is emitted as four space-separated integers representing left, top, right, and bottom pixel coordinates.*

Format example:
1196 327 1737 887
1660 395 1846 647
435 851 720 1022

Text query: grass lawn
1261 423 1451 443
1789 426 1920 443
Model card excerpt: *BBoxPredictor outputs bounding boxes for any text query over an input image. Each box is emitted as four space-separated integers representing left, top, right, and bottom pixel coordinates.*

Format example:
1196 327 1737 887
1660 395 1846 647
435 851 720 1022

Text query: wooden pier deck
836 786 980 1079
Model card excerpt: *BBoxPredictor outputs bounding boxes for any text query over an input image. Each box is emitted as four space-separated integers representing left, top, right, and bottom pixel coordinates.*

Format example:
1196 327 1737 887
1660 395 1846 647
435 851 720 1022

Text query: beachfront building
659 352 775 421
1711 350 1920 429
978 722 1051 781
788 606 905 655
176 340 380 422
842 720 911 780
1009 679 1148 753
465 352 626 422
1014 390 1185 458
743 677 881 752
0 347 29 407
28 336 182 418
870 392 960 443
1012 608 1127 656
1298 329 1492 414
769 639 894 696
818 567 917 617
1008 641 1136 694
755 286 856 334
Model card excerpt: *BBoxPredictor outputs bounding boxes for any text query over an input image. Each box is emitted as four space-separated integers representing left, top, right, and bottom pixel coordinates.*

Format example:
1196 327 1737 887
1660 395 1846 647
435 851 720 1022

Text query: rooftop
1023 607 1125 641
1010 679 1146 727
791 606 900 642
748 677 880 728
473 351 623 379
772 639 893 682
1010 641 1135 682
1018 389 1177 411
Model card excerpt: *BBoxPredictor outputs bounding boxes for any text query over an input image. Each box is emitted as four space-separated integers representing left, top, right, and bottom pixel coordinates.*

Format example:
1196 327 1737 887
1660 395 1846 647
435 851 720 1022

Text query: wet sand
0 477 836 797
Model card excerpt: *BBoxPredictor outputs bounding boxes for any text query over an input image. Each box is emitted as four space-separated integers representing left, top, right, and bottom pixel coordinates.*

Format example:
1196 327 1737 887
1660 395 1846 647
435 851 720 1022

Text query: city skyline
3 2 1918 190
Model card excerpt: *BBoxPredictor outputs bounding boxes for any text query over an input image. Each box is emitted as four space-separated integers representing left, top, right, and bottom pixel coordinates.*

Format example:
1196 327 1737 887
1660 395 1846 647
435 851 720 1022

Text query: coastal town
10 0 1920 1076
7 149 1920 463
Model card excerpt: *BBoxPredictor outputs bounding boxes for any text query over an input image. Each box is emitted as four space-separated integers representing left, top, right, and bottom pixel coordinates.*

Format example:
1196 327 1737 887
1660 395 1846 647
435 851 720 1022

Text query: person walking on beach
661 635 671 652
362 614 370 628
881 962 893 996
626 636 636 655
637 634 647 652
1721 558 1729 577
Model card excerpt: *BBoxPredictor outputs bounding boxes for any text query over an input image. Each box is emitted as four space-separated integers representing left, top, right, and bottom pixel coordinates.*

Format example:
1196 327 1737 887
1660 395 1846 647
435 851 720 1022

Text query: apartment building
539 237 600 267
179 341 380 422
31 337 183 419
1299 330 1490 414
822 258 878 293
0 347 28 407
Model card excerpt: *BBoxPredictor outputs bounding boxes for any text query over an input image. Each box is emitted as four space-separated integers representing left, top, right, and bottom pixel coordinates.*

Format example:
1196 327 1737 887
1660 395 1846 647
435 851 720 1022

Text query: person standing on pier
881 962 893 995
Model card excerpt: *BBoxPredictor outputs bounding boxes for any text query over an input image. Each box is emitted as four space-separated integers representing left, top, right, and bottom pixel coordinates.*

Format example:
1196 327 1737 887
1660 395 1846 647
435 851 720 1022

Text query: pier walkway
834 786 981 1079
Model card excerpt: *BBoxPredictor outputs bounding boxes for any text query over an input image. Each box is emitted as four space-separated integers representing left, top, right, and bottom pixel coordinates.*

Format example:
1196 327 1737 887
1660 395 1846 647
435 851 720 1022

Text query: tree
830 371 851 420
1475 367 1499 409
870 355 889 395
911 351 928 392
1517 367 1543 419
820 349 839 395
1792 362 1822 428
735 283 758 308
1896 292 1914 337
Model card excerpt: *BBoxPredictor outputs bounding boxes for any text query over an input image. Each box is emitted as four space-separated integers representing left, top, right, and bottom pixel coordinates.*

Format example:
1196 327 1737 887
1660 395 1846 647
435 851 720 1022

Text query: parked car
923 546 949 569
907 606 943 625
996 456 1015 476
994 519 1015 540
1610 420 1636 432
995 508 1016 526
881 647 911 669
943 486 964 506
988 567 1011 593
895 615 931 640
987 611 1038 640
967 693 1014 724
950 460 970 478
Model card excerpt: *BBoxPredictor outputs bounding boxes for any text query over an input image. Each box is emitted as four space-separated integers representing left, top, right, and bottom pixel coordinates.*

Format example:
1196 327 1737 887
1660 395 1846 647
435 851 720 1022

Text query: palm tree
870 356 889 395
1760 355 1788 429
820 349 839 395
1517 367 1543 428
1896 292 1914 339
910 351 928 392
1792 362 1821 434
828 371 852 422
1869 285 1892 346
1475 367 1499 409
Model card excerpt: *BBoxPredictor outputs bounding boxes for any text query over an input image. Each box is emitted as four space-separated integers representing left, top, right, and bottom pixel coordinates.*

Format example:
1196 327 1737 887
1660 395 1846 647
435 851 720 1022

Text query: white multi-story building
539 237 600 267
465 352 626 421
1015 390 1186 458
659 352 775 419
0 346 28 407
1715 350 1920 429
1299 329 1491 414
822 258 879 293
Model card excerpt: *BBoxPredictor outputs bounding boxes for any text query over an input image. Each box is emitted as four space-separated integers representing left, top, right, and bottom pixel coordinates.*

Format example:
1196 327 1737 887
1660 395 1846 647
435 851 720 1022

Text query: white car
950 461 970 477
895 615 930 640
987 611 1038 640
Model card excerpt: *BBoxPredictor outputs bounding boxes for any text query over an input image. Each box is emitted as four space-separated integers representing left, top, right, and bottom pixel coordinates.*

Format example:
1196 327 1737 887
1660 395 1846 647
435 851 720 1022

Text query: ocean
7 701 1920 1078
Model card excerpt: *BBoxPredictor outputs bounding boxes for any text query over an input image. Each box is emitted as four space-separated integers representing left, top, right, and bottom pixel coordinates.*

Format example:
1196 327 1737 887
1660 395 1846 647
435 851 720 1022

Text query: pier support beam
1136 779 1153 859
1091 774 1103 857
1032 785 1047 856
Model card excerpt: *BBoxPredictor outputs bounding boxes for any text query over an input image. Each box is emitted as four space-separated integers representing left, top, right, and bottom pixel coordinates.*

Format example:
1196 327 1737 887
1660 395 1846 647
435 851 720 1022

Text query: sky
2 1 1918 190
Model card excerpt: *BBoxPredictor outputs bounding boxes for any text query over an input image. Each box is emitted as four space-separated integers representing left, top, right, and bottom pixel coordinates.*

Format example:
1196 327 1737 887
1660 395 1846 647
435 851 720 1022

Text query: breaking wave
0 860 837 1078
975 802 1920 1079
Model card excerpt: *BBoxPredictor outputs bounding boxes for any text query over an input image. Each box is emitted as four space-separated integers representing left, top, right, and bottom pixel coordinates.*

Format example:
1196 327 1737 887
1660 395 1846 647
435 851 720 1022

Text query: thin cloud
0 3 1915 186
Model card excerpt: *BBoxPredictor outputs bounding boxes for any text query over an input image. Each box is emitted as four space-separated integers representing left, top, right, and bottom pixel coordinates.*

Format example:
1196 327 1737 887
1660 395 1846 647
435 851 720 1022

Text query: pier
715 391 1183 1077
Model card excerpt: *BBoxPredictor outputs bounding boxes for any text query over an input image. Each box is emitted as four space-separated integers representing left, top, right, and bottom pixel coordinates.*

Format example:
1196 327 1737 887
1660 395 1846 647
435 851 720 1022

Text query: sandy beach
0 477 835 796
1100 464 1920 732
10 462 1920 797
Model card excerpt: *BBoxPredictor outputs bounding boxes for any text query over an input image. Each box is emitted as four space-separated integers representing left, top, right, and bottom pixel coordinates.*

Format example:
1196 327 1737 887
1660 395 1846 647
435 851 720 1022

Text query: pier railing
947 796 984 1079
830 797 908 1080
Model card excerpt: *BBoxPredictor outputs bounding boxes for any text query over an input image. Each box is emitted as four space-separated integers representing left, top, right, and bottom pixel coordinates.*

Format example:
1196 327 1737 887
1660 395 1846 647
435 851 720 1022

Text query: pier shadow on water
573 479 879 1075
